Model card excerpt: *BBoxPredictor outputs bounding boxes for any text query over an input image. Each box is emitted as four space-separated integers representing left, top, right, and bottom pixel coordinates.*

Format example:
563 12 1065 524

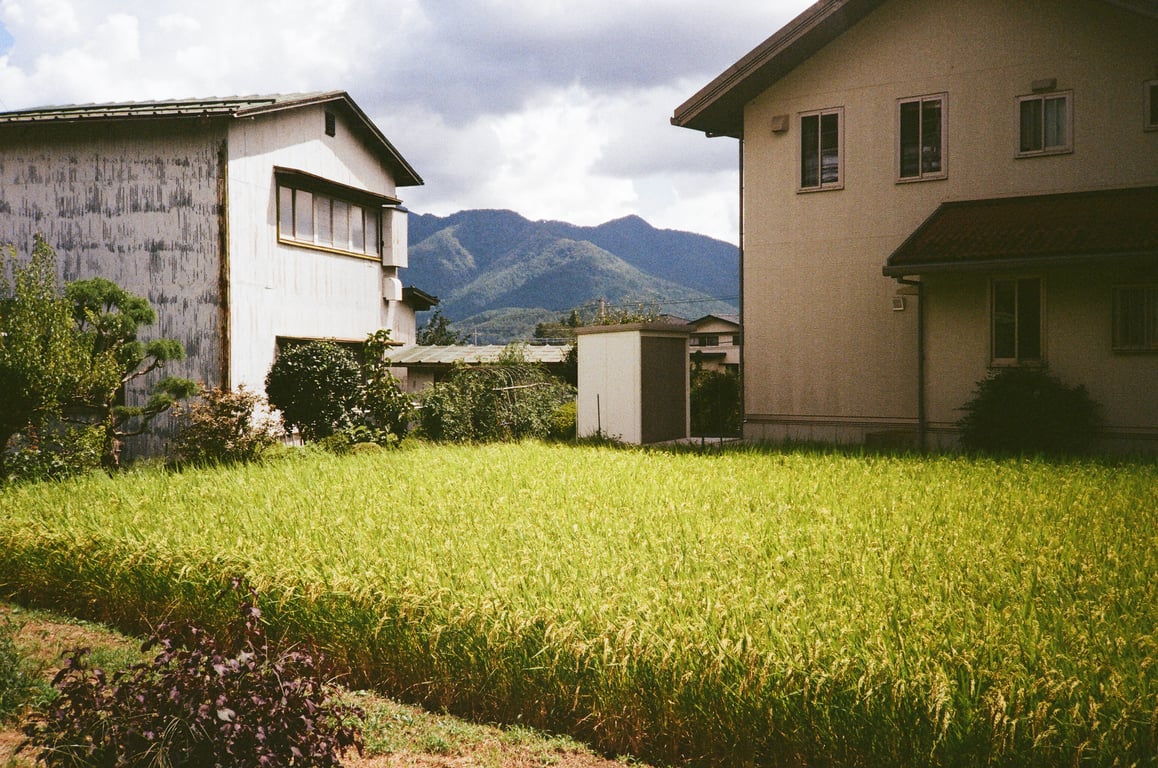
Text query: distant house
673 0 1158 452
0 92 425 455
688 314 741 374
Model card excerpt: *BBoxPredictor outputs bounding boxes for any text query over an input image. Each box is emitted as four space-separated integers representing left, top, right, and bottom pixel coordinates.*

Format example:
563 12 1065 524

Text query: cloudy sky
0 0 812 243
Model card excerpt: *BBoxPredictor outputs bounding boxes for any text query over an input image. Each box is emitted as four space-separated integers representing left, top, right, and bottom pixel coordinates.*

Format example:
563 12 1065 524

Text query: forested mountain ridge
406 209 738 343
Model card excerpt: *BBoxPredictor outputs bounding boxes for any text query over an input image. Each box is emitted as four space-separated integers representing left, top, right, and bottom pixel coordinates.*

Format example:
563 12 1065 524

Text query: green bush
690 367 741 437
3 423 103 484
549 400 577 441
418 363 575 442
956 366 1102 455
265 342 362 442
171 386 283 466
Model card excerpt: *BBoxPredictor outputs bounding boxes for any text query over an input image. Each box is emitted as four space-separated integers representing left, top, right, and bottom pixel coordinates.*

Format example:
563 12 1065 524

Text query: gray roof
391 344 570 366
0 91 423 187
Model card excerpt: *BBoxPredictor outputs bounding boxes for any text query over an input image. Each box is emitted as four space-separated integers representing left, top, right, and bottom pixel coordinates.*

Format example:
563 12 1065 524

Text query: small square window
799 107 844 191
1145 81 1158 131
1017 92 1072 156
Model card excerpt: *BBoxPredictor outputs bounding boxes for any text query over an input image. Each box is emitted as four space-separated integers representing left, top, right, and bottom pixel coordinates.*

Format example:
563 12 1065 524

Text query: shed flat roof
884 186 1158 277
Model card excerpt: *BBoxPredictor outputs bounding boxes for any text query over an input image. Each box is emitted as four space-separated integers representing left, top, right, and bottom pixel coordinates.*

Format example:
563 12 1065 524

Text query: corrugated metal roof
0 91 423 187
884 186 1158 277
391 344 570 366
0 93 313 123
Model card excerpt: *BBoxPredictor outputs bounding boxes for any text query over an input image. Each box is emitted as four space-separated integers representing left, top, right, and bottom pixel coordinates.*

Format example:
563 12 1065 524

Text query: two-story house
673 0 1158 452
0 92 425 456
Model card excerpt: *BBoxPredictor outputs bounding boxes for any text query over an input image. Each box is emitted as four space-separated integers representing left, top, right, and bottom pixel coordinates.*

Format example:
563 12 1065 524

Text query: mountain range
405 209 739 344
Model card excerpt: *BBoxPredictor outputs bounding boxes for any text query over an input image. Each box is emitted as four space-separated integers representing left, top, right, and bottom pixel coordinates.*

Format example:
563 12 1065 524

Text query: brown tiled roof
883 186 1158 277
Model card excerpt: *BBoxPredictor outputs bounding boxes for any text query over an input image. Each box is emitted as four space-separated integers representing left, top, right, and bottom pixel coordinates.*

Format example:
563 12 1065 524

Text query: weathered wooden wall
0 120 227 459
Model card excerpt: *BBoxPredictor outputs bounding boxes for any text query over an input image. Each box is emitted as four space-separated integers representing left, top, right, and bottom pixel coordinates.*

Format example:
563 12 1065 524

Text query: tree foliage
264 332 412 445
65 277 196 469
265 341 362 442
690 366 741 437
416 308 463 346
0 236 90 478
417 351 575 442
171 386 284 466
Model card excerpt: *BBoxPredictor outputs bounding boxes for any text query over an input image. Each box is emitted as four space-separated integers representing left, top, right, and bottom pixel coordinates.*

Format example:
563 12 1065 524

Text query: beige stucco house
0 92 425 455
688 314 741 374
673 0 1158 452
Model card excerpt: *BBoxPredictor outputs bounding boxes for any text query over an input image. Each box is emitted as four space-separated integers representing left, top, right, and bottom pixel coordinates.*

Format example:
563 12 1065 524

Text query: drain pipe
896 276 926 451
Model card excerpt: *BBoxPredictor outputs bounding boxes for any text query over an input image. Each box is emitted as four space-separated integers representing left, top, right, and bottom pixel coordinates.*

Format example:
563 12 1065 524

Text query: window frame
1145 80 1158 132
1112 284 1158 352
1016 91 1073 157
896 93 947 182
797 106 844 192
274 167 397 261
990 276 1045 365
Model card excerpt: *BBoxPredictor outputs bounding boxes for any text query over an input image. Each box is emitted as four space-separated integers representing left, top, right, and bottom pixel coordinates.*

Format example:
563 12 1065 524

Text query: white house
0 91 425 455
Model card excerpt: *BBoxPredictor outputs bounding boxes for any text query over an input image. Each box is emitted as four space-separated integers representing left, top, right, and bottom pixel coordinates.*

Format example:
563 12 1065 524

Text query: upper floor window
992 277 1043 364
799 107 843 191
691 334 720 347
1113 285 1158 351
897 94 946 181
1146 81 1158 131
276 168 391 260
1017 91 1072 156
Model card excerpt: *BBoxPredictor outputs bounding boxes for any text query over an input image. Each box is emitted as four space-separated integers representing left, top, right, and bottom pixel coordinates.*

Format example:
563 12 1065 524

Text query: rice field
0 443 1155 766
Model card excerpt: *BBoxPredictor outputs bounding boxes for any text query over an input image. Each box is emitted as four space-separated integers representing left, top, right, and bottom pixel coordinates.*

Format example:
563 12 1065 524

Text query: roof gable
672 0 1158 138
0 91 422 187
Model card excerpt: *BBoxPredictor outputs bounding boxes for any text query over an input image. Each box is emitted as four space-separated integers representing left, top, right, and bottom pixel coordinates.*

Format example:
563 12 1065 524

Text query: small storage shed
576 322 690 444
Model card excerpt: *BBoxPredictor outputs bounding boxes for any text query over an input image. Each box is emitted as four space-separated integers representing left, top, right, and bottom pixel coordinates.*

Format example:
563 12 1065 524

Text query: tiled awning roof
883 186 1158 277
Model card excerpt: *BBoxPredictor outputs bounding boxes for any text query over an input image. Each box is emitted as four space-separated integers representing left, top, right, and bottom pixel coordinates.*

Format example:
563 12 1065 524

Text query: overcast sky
0 0 812 243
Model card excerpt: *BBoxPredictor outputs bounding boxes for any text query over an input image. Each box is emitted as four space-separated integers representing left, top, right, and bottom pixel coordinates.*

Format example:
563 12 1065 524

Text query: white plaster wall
225 104 406 391
577 331 642 443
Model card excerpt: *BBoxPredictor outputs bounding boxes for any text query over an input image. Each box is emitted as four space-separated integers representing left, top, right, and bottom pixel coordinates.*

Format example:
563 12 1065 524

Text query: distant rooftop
391 344 570 367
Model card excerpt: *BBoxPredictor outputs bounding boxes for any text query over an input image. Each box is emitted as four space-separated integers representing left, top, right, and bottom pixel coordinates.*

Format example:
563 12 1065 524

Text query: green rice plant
0 444 1155 766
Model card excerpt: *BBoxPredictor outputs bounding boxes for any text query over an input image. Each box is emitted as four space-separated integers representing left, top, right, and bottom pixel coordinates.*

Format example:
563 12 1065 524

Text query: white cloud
0 0 812 240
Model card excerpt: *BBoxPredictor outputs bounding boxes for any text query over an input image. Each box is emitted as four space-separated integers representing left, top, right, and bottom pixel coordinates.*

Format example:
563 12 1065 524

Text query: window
1146 81 1158 131
1017 92 1072 156
799 107 843 190
277 183 383 259
898 94 946 180
992 277 1043 363
1113 285 1158 351
692 334 720 347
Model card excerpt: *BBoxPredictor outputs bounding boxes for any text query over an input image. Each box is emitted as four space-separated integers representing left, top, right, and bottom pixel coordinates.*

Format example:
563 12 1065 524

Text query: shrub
171 386 283 466
549 400 577 441
690 367 741 437
23 580 363 768
265 342 362 442
956 366 1102 455
3 423 103 484
418 362 575 442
